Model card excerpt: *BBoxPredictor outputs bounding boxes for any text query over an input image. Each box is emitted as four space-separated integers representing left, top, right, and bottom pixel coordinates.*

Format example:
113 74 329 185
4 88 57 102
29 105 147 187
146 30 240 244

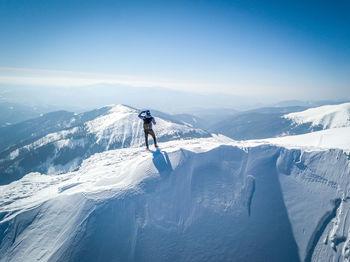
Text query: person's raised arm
138 111 145 119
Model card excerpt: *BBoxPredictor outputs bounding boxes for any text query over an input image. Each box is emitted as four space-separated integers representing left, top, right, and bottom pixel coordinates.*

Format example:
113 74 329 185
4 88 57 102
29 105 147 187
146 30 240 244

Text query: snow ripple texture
0 105 210 183
1 134 350 262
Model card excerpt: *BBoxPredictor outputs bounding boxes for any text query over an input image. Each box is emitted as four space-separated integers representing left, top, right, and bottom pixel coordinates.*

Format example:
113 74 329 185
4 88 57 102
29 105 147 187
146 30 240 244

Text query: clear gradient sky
0 0 349 100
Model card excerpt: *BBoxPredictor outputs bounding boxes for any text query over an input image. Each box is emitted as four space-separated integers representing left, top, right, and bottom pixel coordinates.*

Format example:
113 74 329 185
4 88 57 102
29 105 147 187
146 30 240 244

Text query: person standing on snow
138 110 158 149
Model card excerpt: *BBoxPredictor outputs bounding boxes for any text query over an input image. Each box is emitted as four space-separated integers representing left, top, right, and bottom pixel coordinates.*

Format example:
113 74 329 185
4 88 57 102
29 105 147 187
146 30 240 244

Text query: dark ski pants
144 129 157 148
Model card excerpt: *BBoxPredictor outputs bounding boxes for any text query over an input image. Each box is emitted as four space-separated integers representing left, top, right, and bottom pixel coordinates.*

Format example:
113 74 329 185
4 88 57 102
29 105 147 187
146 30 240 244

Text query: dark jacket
138 111 156 130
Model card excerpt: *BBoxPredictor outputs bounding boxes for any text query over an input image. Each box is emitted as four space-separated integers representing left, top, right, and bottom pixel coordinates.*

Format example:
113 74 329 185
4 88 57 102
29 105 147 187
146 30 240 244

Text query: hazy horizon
1 0 349 108
2 82 350 115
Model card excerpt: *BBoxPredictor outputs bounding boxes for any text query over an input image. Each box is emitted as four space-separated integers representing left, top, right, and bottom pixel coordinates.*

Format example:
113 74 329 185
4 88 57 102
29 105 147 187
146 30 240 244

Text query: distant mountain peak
283 102 350 129
0 104 211 184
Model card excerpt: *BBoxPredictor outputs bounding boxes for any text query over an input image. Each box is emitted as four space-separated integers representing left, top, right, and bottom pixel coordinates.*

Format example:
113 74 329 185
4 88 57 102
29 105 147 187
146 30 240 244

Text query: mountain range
1 102 350 261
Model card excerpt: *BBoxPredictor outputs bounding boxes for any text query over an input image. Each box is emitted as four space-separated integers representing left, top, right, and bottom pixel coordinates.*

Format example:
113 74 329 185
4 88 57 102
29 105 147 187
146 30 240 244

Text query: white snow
86 104 209 148
283 102 350 129
55 138 86 150
0 135 231 215
9 149 19 160
10 127 80 154
2 104 350 262
7 104 208 161
1 126 350 261
247 126 350 153
2 105 210 177
9 104 208 156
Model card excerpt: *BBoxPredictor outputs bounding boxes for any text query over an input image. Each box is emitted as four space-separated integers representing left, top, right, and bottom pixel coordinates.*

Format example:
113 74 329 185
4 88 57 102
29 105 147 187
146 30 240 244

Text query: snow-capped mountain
1 128 350 261
0 107 111 152
212 102 350 139
283 102 350 130
211 106 309 139
0 105 210 184
1 103 350 262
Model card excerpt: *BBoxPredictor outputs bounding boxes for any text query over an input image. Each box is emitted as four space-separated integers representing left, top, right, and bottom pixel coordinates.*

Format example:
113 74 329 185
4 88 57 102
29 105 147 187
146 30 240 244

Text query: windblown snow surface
1 110 350 261
0 104 210 183
283 102 350 129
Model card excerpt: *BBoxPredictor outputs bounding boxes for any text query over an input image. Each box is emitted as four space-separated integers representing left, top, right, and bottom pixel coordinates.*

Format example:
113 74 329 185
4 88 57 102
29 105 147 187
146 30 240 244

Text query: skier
138 110 158 150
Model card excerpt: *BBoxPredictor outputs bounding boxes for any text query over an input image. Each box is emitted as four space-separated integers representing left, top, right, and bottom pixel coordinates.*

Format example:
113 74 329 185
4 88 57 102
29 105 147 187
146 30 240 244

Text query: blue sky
0 0 349 100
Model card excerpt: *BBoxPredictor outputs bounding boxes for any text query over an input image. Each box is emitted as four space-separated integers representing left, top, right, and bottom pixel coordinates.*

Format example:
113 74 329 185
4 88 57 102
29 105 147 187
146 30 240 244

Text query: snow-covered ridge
0 136 231 214
2 104 350 261
85 104 209 148
7 127 81 159
283 102 350 129
1 135 350 261
3 124 350 213
247 126 350 153
0 104 211 184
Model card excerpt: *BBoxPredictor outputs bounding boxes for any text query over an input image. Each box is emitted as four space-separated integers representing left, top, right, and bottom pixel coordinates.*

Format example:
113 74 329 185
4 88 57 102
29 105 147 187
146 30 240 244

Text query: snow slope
1 128 350 261
247 126 350 153
0 105 210 184
283 102 350 129
1 103 350 261
85 105 209 148
212 102 350 140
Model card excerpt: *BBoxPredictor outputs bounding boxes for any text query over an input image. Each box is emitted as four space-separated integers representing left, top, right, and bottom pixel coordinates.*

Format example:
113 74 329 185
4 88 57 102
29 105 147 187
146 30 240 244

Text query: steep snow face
1 135 350 262
0 105 210 184
283 102 350 129
276 149 350 262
